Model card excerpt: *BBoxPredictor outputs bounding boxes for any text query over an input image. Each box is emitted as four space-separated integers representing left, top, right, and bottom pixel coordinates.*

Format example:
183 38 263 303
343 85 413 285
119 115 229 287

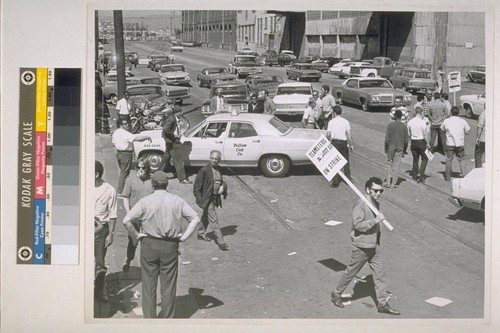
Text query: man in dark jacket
384 110 408 189
331 176 400 315
158 104 192 184
193 150 229 251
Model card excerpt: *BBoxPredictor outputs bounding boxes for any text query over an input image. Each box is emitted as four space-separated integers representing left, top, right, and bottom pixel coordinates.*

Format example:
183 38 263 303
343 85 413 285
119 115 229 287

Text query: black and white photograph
93 8 488 319
1 1 498 333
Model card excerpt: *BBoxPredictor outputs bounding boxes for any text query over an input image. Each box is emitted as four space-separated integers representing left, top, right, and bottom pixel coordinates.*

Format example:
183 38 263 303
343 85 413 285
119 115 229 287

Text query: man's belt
146 234 179 242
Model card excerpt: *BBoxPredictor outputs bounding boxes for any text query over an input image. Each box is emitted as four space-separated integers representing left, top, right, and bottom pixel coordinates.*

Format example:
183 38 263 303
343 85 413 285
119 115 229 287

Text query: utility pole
113 10 126 100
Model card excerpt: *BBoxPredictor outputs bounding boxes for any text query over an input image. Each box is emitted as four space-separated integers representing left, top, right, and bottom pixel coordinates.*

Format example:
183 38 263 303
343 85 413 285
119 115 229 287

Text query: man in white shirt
302 98 318 129
312 89 323 125
210 88 227 113
320 85 336 129
475 108 486 168
407 106 430 183
115 91 131 121
326 105 353 188
111 119 152 194
441 106 470 180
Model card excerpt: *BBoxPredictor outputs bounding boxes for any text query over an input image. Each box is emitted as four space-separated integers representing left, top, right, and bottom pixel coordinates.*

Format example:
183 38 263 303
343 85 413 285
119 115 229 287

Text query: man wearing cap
112 119 152 195
94 160 117 303
121 158 154 273
193 150 229 251
158 104 192 184
123 171 200 318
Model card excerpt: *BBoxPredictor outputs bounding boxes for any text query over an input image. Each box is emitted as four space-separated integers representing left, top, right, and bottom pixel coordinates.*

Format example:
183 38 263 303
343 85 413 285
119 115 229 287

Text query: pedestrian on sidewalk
158 104 192 184
193 150 229 251
441 106 470 180
475 107 486 168
331 176 400 315
326 105 353 188
319 85 336 130
384 110 408 189
407 106 431 183
94 160 117 303
111 119 152 195
428 92 448 154
121 159 154 273
123 171 200 318
115 91 131 122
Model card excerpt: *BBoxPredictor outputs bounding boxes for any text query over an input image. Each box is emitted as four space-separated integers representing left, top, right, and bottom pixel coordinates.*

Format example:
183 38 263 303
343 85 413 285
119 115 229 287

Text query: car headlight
403 95 412 101
371 96 380 101
201 105 209 112
185 76 190 81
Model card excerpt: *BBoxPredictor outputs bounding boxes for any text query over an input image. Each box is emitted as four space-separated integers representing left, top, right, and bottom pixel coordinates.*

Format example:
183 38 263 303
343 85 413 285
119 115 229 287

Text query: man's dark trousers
410 139 428 179
330 139 350 186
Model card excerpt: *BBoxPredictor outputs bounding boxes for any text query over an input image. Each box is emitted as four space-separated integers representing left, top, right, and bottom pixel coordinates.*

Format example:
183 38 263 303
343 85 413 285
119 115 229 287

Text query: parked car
201 82 250 116
157 64 191 86
171 45 184 52
238 46 254 55
104 70 131 85
290 56 317 65
261 53 279 67
228 55 263 78
245 75 284 97
277 51 297 66
197 67 237 88
310 59 331 73
460 92 486 118
318 57 343 68
133 113 326 177
333 77 412 111
286 63 322 82
152 59 171 72
126 84 166 111
349 57 406 78
272 82 313 116
147 54 168 69
390 68 437 94
261 50 278 58
465 65 485 83
449 167 485 212
330 61 369 79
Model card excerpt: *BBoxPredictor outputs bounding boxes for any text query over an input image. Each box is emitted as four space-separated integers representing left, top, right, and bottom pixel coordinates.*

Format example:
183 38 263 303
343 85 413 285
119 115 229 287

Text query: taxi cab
133 112 326 177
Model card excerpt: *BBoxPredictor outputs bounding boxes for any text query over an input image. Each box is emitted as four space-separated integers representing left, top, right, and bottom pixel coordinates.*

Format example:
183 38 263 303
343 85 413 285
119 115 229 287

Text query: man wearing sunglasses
331 177 400 315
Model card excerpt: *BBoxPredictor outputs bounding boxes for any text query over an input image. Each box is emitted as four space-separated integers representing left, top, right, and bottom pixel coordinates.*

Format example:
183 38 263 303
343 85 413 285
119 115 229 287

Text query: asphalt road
95 41 486 319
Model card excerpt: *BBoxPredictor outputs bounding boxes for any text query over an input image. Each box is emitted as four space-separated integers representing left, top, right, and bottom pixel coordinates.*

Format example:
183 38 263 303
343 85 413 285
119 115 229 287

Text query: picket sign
306 135 393 231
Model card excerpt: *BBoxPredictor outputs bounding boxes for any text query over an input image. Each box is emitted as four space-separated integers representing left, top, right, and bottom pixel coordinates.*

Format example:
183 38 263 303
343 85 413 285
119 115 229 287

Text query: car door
342 79 359 103
183 121 228 165
223 121 263 166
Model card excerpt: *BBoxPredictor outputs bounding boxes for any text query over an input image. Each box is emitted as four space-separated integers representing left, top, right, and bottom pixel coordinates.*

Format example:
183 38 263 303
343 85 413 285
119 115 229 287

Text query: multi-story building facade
181 10 237 51
236 11 280 54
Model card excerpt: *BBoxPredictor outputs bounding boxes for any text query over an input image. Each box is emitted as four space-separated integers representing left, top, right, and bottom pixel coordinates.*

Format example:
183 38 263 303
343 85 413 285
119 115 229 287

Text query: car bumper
449 196 463 208
368 101 412 107
275 108 304 116
238 69 263 76
165 93 191 100
163 79 190 86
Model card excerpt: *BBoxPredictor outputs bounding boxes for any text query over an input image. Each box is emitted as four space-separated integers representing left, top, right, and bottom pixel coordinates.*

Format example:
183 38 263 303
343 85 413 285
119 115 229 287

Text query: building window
306 11 321 21
245 10 248 20
264 17 268 30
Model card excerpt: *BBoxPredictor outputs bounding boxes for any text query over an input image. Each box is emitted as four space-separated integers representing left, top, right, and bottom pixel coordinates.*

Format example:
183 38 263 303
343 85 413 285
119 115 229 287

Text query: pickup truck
349 57 406 78
228 55 263 78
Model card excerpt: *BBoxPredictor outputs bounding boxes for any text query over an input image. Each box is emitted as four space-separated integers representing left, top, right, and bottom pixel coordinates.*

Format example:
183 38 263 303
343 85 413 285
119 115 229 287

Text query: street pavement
94 42 485 319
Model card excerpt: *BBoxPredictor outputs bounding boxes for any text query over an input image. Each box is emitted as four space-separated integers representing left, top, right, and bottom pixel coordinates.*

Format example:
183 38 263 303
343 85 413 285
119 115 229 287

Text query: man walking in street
261 89 276 115
158 104 192 184
193 150 229 251
428 92 448 154
407 106 431 183
115 91 131 122
384 110 408 189
319 85 336 130
111 119 152 195
331 176 400 315
94 161 117 303
123 171 200 318
210 87 227 114
475 108 486 168
121 159 154 273
326 105 353 188
441 106 470 180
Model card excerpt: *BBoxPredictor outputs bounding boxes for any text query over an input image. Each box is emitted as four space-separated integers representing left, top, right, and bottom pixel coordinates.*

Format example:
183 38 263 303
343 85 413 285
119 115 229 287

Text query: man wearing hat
158 103 192 184
123 171 200 318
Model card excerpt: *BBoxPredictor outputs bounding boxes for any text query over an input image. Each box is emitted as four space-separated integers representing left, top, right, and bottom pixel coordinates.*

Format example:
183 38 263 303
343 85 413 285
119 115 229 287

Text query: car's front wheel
360 99 369 111
464 104 474 118
140 151 164 172
198 78 203 87
260 155 291 178
467 74 475 82
337 94 343 105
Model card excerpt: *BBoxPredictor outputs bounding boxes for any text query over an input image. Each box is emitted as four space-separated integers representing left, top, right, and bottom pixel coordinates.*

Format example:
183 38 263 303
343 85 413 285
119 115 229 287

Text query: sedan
449 167 485 211
465 65 485 83
245 75 284 97
133 113 326 177
197 67 237 88
286 63 322 82
460 92 485 118
158 64 191 86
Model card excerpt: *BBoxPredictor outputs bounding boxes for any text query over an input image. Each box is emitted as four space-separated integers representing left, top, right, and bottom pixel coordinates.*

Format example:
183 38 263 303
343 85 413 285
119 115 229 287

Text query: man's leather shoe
218 243 229 251
377 302 400 315
197 234 211 242
122 259 131 273
179 179 193 184
331 292 344 308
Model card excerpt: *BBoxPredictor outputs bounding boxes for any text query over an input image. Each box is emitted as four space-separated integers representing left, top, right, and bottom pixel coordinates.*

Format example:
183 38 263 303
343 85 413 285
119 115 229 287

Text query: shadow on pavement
447 207 485 224
318 258 347 272
174 287 224 318
350 274 377 307
221 225 238 237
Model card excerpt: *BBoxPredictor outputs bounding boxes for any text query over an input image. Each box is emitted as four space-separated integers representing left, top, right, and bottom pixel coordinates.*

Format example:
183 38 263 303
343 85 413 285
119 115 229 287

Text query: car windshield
414 72 431 79
478 66 485 72
236 57 256 63
160 65 185 72
276 86 312 95
269 117 292 134
216 86 247 95
297 65 313 70
207 68 228 74
140 78 163 85
359 80 393 89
